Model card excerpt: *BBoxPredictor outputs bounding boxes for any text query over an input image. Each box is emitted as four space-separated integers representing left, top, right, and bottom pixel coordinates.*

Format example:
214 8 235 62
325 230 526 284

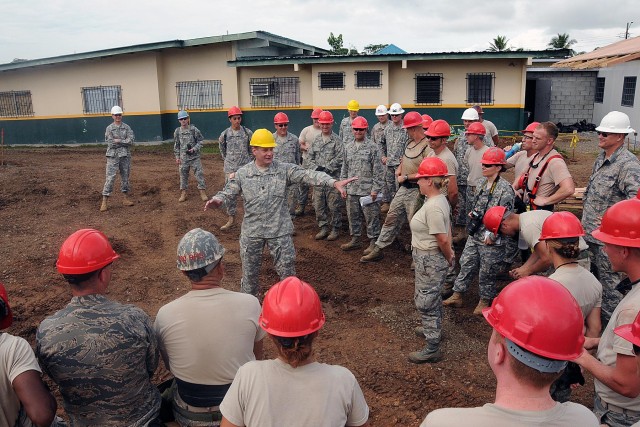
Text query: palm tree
548 33 578 55
487 35 510 52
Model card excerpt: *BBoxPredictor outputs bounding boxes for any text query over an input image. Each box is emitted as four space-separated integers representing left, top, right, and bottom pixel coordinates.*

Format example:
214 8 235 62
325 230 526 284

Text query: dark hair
184 267 209 282
546 238 580 260
63 270 100 286
271 332 317 368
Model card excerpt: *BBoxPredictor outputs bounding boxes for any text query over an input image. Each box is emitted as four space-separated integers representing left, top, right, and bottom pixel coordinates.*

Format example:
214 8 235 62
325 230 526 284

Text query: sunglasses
353 128 366 132
277 124 288 127
597 131 610 137
482 164 498 168
426 136 441 141
178 118 188 121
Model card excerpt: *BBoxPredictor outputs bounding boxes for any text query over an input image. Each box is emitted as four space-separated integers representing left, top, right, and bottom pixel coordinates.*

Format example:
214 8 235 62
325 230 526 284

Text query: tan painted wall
236 64 314 109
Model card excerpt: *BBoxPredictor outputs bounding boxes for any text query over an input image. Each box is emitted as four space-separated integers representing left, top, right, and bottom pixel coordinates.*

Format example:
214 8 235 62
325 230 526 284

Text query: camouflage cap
176 228 225 271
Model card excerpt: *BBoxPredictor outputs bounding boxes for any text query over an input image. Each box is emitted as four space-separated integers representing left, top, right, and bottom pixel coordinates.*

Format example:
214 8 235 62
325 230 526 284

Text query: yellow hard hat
250 128 277 148
347 99 360 111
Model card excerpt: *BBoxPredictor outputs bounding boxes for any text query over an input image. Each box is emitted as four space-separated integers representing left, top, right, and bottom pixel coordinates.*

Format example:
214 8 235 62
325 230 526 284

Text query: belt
401 181 419 189
599 397 640 416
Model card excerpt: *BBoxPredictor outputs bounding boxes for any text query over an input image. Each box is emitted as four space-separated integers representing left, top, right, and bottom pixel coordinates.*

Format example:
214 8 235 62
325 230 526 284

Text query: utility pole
626 22 634 39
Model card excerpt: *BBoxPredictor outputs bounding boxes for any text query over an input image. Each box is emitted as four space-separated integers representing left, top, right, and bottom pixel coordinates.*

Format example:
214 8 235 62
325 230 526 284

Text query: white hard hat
111 106 123 115
375 105 388 116
388 103 404 115
461 108 479 121
596 111 635 134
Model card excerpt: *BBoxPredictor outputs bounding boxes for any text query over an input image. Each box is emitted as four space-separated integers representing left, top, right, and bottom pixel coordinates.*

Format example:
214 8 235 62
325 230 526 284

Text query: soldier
205 129 355 296
378 102 407 211
338 99 360 144
421 277 599 426
272 112 301 218
451 110 472 241
218 106 254 231
1 282 58 427
426 119 458 208
307 111 345 241
174 110 208 203
339 116 384 253
371 104 390 150
296 108 323 216
100 105 135 212
443 148 515 314
36 229 162 426
504 122 540 212
582 111 640 326
574 194 640 426
154 228 266 425
473 105 499 145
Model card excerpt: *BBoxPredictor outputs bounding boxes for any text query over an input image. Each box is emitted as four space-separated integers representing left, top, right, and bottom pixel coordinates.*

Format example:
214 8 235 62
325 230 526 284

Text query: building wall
527 70 597 124
593 61 640 133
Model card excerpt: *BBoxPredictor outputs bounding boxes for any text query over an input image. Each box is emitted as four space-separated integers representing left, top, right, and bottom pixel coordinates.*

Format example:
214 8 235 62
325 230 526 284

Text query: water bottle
505 142 521 159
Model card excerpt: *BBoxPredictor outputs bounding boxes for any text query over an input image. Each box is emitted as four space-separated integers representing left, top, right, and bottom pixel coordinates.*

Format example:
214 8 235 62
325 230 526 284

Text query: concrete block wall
528 71 597 124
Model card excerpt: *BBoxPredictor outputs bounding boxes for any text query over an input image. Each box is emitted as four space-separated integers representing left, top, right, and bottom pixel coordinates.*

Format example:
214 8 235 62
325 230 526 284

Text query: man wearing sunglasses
101 105 135 212
272 112 301 221
582 111 640 327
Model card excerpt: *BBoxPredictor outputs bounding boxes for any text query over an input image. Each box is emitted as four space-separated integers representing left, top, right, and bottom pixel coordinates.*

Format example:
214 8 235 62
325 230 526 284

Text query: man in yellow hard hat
339 99 360 144
205 129 357 296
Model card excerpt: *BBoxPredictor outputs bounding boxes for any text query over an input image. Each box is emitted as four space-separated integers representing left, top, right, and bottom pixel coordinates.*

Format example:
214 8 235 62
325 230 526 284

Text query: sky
0 0 637 64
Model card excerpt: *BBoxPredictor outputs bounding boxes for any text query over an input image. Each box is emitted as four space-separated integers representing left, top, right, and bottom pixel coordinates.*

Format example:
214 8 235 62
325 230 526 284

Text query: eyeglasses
277 124 288 127
178 118 188 121
482 164 498 168
353 128 366 132
597 131 610 137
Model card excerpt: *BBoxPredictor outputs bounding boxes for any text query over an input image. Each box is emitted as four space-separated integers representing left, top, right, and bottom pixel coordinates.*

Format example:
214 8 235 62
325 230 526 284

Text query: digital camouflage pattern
174 125 206 190
308 132 345 230
36 294 161 426
102 122 134 196
218 127 253 174
414 250 449 348
453 133 470 226
239 234 296 296
274 131 302 215
376 187 420 249
176 228 225 271
371 121 389 148
382 121 408 168
339 116 355 144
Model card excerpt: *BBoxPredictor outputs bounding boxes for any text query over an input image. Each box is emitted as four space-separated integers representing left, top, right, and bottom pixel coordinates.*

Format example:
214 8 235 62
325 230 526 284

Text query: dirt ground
0 136 604 426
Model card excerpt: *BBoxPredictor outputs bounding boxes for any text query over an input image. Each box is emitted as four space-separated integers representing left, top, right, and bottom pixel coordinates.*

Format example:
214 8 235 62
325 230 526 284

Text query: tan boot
220 216 234 231
363 240 376 255
443 292 464 308
326 228 340 241
199 189 209 202
315 227 330 240
122 193 134 206
100 196 108 212
360 245 383 263
380 202 390 214
178 190 187 202
473 299 491 315
340 237 362 251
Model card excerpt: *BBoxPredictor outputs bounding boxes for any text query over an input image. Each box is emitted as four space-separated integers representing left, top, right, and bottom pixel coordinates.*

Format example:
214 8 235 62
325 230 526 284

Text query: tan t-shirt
549 265 602 319
299 125 321 161
154 288 266 385
403 138 433 175
410 194 451 251
518 211 588 252
524 149 572 200
428 147 458 177
508 150 536 185
465 145 489 185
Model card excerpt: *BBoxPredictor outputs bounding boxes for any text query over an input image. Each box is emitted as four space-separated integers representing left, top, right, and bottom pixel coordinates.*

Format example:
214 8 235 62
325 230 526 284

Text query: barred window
82 85 122 114
319 72 345 90
415 74 443 105
595 77 605 103
250 77 300 108
621 76 636 107
466 73 494 105
0 90 34 117
177 80 223 110
355 70 382 88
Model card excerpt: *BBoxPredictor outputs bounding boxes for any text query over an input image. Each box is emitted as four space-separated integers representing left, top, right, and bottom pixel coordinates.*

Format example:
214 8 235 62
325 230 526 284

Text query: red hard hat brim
592 229 640 248
615 324 640 347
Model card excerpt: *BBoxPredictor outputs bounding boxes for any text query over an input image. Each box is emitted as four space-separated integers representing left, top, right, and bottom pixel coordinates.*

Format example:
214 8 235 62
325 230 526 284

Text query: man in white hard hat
473 105 499 145
582 111 640 327
100 105 135 212
378 103 407 211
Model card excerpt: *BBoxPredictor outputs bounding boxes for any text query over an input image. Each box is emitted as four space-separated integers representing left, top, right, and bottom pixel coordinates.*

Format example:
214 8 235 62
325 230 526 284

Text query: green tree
548 33 578 55
327 32 349 55
487 35 510 52
363 43 389 55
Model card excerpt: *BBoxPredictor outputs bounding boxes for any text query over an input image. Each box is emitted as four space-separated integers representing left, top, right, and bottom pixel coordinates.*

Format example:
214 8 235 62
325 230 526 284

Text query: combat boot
122 193 134 207
363 240 377 255
414 326 424 338
441 283 454 299
443 292 464 308
178 190 187 202
315 227 329 240
380 202 390 214
408 346 442 364
100 196 108 212
340 237 362 251
473 299 491 315
326 228 340 241
294 204 305 216
199 189 208 202
220 216 234 231
360 245 383 263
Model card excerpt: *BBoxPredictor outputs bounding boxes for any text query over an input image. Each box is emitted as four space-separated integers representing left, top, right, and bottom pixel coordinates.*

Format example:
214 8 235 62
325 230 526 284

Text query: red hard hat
259 276 326 337
56 229 120 275
415 157 448 179
402 111 423 128
311 108 323 119
274 112 289 124
466 122 486 135
482 147 506 165
483 206 507 235
228 106 243 117
523 121 541 134
592 193 640 247
0 283 13 330
615 311 640 347
425 119 451 138
483 276 585 360
539 211 585 240
351 116 368 129
422 114 433 129
318 111 334 124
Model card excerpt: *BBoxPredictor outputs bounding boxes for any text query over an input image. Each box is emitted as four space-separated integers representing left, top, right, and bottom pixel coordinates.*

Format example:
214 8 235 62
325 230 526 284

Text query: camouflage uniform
371 121 389 147
414 250 449 349
307 132 344 231
452 176 515 301
339 116 355 144
218 126 253 217
453 133 470 226
298 125 322 210
273 131 302 216
381 121 408 203
102 122 134 196
213 160 336 296
582 144 640 325
340 137 385 240
36 294 161 426
174 125 206 191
